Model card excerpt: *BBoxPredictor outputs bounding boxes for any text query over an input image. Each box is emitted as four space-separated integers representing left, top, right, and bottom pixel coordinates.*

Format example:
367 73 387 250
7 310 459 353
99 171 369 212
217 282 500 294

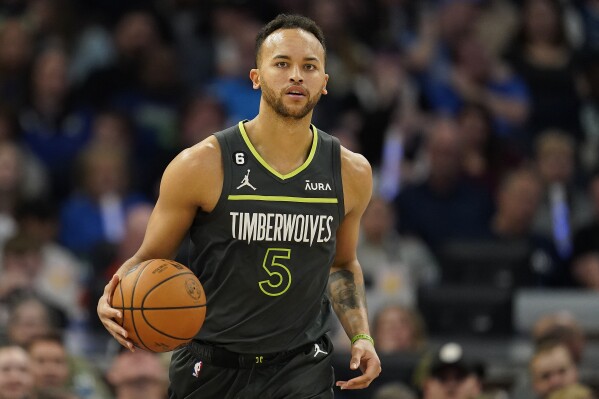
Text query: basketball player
97 14 381 398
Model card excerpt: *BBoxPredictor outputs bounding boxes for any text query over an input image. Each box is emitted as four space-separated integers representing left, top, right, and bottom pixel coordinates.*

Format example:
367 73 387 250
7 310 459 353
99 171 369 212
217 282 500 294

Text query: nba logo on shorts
192 361 203 378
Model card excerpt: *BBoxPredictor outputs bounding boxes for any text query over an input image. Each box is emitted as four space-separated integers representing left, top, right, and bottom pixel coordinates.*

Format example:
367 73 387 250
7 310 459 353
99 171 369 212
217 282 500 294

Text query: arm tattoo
329 270 365 310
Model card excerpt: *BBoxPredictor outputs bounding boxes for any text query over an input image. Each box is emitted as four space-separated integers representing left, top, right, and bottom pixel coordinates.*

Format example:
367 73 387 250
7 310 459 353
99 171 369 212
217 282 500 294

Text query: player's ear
250 69 260 89
321 73 329 95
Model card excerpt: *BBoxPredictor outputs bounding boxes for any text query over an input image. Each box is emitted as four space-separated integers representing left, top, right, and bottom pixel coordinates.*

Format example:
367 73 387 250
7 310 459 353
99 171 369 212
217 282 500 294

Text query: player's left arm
329 147 381 390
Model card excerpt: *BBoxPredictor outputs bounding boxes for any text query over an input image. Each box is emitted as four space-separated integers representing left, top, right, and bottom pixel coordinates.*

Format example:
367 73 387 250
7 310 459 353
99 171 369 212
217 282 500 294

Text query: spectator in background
27 332 70 395
15 200 84 319
504 0 583 147
456 103 523 194
19 47 94 201
160 0 217 91
512 312 587 399
358 196 439 303
532 312 586 365
0 233 77 321
532 131 592 260
394 117 493 254
474 0 519 58
546 383 596 399
571 169 599 290
0 345 36 399
424 31 529 139
372 382 417 399
308 0 370 101
485 168 565 286
87 109 133 153
372 304 427 356
59 145 147 257
0 19 33 110
529 340 580 399
178 93 227 150
419 342 488 399
405 0 480 75
207 4 261 124
26 332 111 399
2 295 64 348
86 109 156 197
77 9 164 108
111 43 183 196
0 236 53 324
0 110 48 200
106 350 168 399
352 49 411 169
0 138 48 247
370 0 426 51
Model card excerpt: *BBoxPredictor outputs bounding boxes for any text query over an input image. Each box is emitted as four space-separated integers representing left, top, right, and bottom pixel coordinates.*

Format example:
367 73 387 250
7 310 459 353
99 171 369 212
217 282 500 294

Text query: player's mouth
285 86 307 97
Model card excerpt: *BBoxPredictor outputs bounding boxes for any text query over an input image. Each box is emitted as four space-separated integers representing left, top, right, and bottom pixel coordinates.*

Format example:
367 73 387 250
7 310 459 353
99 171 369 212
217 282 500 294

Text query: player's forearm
328 262 370 339
113 256 149 279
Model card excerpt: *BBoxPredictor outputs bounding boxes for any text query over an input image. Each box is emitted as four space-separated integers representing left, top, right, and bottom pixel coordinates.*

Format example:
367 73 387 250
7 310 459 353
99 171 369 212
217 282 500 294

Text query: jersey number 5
259 248 292 296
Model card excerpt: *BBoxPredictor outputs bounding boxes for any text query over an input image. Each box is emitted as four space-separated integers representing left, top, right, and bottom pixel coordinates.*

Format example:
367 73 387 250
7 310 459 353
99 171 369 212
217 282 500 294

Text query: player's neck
244 113 315 175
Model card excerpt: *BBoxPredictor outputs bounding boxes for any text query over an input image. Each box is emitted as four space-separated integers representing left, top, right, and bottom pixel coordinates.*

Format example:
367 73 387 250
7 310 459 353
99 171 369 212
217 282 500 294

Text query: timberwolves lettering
230 212 333 246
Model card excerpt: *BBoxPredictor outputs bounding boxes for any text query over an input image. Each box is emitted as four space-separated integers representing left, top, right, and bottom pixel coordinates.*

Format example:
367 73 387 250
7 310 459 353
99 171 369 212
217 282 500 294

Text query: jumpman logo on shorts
313 343 328 357
237 169 257 190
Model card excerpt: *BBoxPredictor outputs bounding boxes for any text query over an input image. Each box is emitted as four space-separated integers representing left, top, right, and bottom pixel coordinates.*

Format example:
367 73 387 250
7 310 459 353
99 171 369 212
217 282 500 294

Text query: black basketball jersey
188 121 345 353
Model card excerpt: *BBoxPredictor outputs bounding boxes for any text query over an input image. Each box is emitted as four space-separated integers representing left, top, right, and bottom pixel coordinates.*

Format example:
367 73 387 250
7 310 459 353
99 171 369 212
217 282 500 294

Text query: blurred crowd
0 0 598 398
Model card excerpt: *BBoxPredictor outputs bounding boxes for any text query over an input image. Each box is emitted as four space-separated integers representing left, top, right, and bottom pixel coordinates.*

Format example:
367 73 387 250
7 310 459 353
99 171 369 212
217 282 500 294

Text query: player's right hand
97 274 135 352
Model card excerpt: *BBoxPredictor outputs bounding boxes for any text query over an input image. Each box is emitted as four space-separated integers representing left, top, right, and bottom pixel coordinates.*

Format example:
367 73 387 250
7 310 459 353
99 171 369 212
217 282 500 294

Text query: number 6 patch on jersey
233 151 246 165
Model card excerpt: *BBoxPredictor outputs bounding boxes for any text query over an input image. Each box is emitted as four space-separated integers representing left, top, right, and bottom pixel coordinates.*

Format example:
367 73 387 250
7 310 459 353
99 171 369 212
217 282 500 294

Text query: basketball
111 259 206 352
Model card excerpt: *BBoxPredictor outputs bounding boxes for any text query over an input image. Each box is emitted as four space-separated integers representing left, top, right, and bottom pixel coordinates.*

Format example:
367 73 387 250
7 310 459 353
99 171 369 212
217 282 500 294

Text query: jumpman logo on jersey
237 169 257 190
313 343 328 357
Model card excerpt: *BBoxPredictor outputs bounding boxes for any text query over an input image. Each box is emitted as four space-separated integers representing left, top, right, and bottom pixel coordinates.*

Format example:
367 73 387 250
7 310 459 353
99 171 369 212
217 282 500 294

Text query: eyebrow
272 55 321 63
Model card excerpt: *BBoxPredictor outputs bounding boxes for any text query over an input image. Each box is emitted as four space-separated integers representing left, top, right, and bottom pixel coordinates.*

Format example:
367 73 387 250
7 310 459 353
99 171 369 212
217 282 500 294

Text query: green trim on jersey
228 195 338 203
238 121 318 180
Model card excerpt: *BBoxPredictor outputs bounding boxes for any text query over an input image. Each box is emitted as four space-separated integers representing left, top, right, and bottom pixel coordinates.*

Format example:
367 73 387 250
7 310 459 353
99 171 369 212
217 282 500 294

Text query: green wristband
351 333 374 346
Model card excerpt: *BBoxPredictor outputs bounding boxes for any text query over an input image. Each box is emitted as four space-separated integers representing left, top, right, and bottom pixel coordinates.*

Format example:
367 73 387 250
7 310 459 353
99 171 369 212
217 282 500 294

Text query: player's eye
275 62 288 68
305 64 316 70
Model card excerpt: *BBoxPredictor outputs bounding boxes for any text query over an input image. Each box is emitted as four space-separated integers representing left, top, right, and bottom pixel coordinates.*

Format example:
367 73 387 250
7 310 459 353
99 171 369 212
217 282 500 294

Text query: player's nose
289 64 303 83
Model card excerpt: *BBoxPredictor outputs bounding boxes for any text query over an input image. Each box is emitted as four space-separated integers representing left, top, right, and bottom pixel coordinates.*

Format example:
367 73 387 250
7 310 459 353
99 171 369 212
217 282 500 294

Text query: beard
261 80 322 119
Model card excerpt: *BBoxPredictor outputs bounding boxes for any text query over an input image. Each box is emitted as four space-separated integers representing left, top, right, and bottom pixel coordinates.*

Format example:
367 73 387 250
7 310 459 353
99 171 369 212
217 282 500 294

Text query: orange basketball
111 259 206 352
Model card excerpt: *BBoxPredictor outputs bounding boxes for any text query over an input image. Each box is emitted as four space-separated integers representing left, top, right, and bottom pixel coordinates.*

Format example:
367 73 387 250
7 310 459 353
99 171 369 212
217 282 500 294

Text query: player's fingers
97 293 120 320
339 373 374 390
103 274 120 301
111 333 135 352
101 318 135 352
349 347 364 370
101 314 127 337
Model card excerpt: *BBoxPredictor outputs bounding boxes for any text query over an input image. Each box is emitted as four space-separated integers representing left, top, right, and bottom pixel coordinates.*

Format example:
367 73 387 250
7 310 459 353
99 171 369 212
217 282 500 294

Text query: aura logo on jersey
304 180 332 191
230 212 333 246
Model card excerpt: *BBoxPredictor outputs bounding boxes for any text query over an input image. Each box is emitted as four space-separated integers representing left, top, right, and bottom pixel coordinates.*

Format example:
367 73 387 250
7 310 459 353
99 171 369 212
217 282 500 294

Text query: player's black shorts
168 335 335 399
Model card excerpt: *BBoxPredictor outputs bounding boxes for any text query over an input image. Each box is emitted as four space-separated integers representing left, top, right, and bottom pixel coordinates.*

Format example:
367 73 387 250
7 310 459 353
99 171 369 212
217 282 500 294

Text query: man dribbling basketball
97 13 381 398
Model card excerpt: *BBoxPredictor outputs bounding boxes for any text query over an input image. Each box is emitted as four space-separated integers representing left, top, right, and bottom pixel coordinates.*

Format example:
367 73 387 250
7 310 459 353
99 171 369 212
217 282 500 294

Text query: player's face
0 347 35 399
531 346 578 398
252 28 328 120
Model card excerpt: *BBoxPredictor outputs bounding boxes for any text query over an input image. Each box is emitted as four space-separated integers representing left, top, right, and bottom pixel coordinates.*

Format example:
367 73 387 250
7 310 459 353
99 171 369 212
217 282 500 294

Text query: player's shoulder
339 145 372 214
339 145 372 181
170 135 222 172
162 135 223 187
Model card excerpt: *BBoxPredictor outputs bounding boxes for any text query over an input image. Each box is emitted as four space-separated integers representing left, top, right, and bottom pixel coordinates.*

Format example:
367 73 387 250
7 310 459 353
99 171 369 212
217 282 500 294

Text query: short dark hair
25 330 65 352
255 14 326 66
